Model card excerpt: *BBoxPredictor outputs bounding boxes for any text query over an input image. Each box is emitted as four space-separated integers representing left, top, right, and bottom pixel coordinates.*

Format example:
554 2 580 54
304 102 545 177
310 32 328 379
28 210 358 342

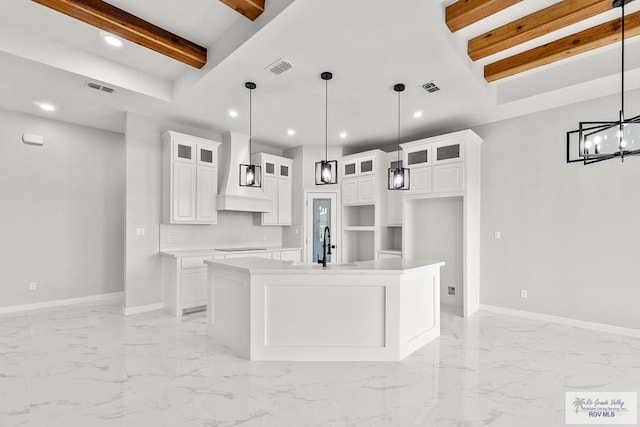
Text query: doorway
305 192 339 264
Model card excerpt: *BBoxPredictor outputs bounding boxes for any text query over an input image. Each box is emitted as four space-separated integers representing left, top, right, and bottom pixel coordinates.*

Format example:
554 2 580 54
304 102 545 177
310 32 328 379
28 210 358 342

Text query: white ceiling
0 0 638 149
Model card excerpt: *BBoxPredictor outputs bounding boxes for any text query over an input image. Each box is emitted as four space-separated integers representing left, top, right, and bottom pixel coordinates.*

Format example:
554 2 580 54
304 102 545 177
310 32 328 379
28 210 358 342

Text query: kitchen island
205 257 444 361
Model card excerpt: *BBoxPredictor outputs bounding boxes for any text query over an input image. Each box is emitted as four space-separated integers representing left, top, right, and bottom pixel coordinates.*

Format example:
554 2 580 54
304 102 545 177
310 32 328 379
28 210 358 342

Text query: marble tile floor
1 299 639 427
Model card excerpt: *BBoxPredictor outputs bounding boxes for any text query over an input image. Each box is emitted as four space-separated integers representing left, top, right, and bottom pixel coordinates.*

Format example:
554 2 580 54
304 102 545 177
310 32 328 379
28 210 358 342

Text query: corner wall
477 89 640 330
0 108 124 307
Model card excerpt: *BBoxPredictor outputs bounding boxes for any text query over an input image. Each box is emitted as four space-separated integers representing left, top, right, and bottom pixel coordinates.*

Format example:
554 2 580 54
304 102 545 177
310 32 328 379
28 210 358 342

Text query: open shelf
343 205 375 227
343 226 375 232
343 229 375 262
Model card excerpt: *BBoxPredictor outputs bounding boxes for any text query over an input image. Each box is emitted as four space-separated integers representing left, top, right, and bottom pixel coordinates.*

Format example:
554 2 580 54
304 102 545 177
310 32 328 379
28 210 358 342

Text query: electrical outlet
448 286 455 295
29 282 37 291
520 289 528 298
135 227 145 237
167 235 173 243
494 231 501 240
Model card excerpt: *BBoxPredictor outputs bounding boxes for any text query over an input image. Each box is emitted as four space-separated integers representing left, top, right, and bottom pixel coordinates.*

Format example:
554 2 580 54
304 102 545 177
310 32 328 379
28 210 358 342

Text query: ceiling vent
420 81 441 94
265 58 293 75
86 81 115 94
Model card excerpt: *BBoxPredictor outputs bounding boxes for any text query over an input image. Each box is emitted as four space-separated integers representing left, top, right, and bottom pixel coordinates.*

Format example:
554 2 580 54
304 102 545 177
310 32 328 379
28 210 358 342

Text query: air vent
265 58 293 75
420 81 440 94
86 81 115 94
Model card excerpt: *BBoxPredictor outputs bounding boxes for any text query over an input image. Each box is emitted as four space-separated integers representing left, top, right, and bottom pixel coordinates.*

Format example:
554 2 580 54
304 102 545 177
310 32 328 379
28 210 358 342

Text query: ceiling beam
446 0 522 33
218 0 265 21
31 0 207 68
484 10 640 82
469 0 613 61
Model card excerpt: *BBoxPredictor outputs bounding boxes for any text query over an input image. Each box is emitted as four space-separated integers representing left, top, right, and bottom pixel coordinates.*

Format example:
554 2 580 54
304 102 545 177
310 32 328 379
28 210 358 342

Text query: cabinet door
262 176 278 225
263 159 277 177
196 143 215 167
433 141 463 165
196 166 217 223
358 177 375 203
409 166 432 193
433 164 464 193
342 179 358 205
172 163 196 222
277 178 292 225
173 140 196 164
387 188 402 226
343 161 357 179
181 268 207 308
358 156 375 176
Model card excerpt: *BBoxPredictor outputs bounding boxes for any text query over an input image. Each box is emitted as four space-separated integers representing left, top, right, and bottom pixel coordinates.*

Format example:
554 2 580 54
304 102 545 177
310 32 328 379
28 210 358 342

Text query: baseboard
122 303 164 316
0 291 123 315
480 304 640 338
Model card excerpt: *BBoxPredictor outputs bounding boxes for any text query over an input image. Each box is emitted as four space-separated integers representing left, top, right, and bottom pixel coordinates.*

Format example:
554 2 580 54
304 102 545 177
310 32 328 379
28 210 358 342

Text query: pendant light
566 0 639 164
388 83 410 190
315 71 338 185
239 81 262 187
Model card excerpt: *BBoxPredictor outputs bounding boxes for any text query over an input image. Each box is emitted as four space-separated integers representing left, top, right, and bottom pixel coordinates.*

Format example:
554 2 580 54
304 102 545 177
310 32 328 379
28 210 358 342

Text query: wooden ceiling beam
484 10 640 82
218 0 265 21
469 0 614 61
31 0 207 69
446 0 522 33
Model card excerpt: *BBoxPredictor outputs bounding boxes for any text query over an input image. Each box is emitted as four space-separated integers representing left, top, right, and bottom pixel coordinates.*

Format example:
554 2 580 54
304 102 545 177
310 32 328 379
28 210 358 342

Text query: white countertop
205 257 444 275
160 247 302 258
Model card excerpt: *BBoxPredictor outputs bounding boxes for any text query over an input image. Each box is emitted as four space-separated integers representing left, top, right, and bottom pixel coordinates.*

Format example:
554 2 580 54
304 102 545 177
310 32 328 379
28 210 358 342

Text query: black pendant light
566 0 639 164
239 81 262 187
388 83 410 190
315 71 338 185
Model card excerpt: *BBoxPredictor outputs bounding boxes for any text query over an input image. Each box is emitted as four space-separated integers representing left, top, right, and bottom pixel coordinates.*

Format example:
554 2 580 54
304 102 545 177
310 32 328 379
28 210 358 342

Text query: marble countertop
159 247 302 258
205 257 444 275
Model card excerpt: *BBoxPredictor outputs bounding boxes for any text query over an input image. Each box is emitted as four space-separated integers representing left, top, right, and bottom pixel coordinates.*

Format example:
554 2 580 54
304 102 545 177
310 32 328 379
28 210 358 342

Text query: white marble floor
1 299 638 427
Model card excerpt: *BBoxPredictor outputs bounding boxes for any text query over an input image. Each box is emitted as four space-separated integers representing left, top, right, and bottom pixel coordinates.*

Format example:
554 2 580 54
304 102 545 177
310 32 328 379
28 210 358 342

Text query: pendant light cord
397 89 401 164
325 78 328 161
249 86 252 160
621 1 625 121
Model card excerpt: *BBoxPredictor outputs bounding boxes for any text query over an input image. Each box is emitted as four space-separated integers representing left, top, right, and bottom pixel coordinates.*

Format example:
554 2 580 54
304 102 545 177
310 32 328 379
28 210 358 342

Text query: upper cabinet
163 131 221 225
341 151 384 206
400 130 477 195
252 153 293 226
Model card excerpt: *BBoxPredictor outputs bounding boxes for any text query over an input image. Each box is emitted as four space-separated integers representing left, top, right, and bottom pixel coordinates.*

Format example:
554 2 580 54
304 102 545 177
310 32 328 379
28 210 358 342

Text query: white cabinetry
163 131 221 224
161 248 302 317
340 150 387 263
253 153 293 225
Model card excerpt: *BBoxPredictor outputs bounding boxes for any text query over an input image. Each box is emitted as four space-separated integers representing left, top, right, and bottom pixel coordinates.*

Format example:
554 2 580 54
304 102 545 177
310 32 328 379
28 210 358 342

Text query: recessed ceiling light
103 34 123 47
339 131 347 139
228 110 238 118
35 102 56 112
413 110 423 118
287 129 295 136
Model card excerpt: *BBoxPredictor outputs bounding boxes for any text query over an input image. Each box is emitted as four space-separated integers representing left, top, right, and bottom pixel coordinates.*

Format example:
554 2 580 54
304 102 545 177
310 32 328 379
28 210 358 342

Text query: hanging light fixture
239 81 262 187
315 71 338 185
388 83 410 190
566 0 639 164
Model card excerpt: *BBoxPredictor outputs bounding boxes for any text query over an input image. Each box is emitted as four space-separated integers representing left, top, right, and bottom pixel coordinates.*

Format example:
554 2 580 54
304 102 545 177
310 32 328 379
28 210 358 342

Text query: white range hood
217 131 271 212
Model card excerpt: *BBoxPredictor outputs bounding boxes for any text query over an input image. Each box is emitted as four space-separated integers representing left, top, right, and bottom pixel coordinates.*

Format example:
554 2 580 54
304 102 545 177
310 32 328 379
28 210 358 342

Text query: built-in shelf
343 205 375 227
343 226 375 232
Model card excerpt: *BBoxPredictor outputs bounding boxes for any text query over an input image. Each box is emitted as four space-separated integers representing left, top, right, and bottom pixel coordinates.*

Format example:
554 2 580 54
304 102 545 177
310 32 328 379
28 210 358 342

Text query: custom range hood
217 131 271 212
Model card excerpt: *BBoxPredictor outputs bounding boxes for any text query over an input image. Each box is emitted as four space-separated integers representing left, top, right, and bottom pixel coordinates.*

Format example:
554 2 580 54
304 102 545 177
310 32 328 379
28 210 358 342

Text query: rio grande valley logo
566 392 637 425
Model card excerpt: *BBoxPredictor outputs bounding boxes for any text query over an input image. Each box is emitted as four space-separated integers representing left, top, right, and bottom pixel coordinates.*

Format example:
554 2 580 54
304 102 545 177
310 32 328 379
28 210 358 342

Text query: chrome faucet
317 226 335 268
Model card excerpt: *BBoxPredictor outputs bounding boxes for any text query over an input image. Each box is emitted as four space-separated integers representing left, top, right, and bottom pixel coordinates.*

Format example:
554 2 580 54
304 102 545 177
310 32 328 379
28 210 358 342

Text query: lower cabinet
162 249 302 316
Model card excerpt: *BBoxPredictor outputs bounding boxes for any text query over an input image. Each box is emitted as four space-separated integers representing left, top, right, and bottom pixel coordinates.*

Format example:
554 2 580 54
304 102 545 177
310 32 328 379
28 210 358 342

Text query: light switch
135 227 145 237
494 231 501 240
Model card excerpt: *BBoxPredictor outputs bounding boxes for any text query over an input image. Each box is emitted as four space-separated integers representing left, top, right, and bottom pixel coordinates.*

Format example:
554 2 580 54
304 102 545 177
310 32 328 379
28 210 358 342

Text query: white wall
124 112 284 309
477 89 640 330
405 197 464 307
0 108 124 307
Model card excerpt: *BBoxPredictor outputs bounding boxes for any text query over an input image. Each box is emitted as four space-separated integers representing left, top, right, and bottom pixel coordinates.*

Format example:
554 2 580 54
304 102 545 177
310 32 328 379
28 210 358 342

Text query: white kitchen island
205 257 444 361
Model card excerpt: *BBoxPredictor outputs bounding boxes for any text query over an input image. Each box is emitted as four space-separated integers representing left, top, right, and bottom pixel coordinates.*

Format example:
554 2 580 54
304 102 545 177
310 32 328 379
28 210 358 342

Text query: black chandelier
566 0 639 164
